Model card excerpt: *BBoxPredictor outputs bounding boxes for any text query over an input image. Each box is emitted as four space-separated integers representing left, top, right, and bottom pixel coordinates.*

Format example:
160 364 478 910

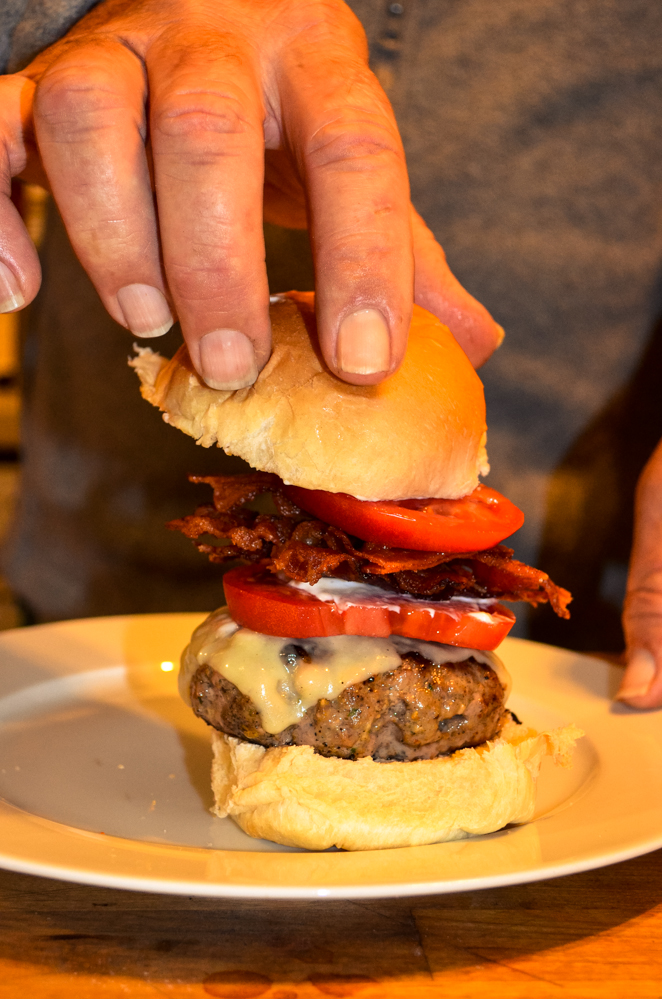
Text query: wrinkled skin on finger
2 0 503 385
0 74 42 311
619 437 662 709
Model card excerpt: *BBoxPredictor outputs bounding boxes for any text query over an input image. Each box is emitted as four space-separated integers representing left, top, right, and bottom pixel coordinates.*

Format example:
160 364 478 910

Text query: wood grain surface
0 847 661 998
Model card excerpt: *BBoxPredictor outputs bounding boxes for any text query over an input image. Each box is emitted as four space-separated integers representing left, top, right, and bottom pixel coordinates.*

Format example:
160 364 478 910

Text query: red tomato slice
282 483 524 553
223 566 515 651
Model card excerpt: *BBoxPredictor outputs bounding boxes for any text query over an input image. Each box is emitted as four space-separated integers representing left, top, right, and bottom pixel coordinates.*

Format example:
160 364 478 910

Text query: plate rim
1 814 662 899
0 613 660 899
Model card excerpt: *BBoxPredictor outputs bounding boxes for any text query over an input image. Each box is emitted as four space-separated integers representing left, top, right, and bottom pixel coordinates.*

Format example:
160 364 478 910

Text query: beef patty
190 652 508 761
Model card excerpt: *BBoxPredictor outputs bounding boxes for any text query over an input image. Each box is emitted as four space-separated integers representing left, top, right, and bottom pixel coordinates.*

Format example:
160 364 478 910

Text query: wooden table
1 846 661 998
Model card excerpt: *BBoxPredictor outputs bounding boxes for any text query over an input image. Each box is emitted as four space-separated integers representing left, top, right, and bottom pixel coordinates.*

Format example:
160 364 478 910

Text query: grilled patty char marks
189 653 507 761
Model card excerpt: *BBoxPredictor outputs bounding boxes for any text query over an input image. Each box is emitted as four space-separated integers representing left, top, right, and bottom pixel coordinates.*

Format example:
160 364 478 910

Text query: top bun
130 291 489 501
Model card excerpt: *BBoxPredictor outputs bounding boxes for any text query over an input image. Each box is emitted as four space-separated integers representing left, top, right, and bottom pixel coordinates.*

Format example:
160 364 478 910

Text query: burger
131 291 581 852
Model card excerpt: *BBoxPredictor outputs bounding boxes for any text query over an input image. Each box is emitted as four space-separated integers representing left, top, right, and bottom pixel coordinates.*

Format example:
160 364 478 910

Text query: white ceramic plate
0 613 660 899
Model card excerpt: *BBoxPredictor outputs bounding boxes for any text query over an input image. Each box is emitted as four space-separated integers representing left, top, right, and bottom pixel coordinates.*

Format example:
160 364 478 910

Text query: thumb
411 207 504 368
618 437 662 708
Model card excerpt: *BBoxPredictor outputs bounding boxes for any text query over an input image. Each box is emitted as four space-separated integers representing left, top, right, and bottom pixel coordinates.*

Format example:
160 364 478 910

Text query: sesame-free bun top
130 291 489 501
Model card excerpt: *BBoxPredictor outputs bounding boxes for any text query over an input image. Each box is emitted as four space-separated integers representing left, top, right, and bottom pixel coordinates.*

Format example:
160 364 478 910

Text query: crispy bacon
168 474 571 618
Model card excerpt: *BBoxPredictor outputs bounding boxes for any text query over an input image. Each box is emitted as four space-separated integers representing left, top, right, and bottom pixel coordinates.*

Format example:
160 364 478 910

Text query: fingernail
495 324 506 348
199 329 258 390
616 649 656 701
116 284 173 338
337 308 390 375
0 261 25 313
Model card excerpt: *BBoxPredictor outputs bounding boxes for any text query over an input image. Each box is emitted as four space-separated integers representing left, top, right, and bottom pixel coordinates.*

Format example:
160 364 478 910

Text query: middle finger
147 25 271 390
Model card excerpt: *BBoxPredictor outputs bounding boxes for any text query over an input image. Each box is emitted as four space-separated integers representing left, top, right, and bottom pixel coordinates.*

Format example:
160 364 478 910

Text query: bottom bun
210 720 583 851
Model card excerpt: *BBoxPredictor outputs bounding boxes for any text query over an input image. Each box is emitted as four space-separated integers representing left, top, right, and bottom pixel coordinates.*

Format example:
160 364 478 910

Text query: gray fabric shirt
2 1 662 651
1 0 100 73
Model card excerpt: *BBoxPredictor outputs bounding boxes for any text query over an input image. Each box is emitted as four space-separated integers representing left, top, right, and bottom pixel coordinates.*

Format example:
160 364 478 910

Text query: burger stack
131 292 581 852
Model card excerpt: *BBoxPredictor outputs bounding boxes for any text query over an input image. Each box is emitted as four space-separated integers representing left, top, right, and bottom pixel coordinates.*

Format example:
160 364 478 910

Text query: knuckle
167 255 245 301
307 113 402 172
36 60 135 136
297 0 360 26
182 242 241 280
624 578 662 618
288 0 367 47
153 90 253 143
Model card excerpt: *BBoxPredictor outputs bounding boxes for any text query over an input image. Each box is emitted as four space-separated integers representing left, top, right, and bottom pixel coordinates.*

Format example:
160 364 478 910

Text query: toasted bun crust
130 292 489 500
210 721 582 851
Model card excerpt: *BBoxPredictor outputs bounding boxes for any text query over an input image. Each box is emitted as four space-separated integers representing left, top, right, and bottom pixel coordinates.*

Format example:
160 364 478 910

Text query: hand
0 0 502 389
617 437 662 708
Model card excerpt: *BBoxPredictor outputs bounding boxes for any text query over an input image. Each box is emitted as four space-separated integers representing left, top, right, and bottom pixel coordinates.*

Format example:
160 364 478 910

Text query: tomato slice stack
220 482 523 650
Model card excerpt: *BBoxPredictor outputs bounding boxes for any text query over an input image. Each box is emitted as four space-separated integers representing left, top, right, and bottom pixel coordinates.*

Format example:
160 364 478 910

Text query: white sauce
290 577 501 619
180 604 511 735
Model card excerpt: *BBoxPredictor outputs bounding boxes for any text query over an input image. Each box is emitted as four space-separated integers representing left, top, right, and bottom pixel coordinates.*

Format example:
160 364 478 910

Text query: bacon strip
168 475 571 618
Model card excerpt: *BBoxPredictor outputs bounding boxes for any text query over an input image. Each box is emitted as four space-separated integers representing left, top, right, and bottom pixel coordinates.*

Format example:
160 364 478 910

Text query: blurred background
0 184 48 631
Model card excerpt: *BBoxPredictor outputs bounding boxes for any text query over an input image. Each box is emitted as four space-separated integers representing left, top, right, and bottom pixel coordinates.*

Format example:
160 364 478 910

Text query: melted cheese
180 607 511 734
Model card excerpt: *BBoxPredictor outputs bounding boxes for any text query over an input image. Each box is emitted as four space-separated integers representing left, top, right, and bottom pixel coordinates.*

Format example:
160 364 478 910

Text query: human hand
617 437 662 708
0 0 502 388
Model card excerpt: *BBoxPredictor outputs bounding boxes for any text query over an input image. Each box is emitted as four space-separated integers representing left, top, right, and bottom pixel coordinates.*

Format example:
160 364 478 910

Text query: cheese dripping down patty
181 606 511 735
